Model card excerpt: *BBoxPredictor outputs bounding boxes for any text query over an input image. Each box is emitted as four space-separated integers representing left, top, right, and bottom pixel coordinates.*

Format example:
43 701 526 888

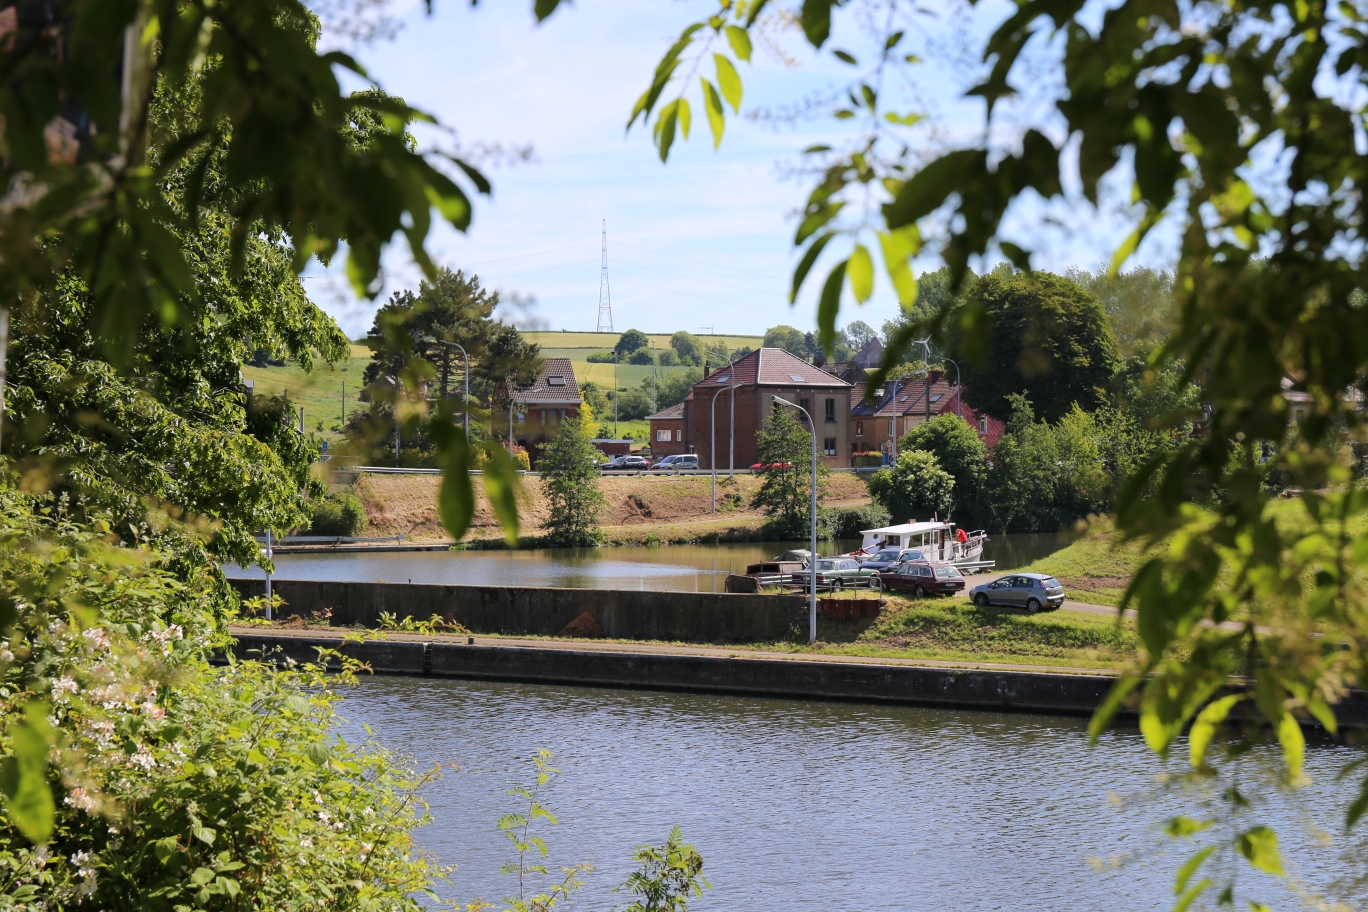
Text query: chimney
930 370 944 385
703 361 712 379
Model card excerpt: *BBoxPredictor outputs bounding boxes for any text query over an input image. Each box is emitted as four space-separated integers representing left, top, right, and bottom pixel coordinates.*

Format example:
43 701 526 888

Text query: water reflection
225 532 1072 591
338 677 1368 911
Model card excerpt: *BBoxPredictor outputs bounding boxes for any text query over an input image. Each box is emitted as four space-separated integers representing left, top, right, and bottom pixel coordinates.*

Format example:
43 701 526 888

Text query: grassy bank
351 470 875 543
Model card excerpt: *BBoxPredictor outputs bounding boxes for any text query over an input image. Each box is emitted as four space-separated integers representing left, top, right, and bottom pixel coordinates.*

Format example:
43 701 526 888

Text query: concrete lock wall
230 578 809 642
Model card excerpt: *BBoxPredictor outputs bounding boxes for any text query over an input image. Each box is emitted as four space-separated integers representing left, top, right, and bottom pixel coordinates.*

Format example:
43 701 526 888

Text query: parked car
652 454 699 470
858 547 927 572
810 557 880 589
600 455 651 471
968 573 1066 612
876 562 965 597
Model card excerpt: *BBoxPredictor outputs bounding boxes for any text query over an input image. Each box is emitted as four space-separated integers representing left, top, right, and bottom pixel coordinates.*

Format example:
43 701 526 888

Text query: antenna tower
595 219 614 333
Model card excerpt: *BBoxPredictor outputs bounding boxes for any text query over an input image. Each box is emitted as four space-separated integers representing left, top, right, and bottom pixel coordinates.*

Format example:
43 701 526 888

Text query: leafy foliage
613 827 710 912
750 408 829 538
496 750 590 912
898 415 988 527
869 451 953 525
633 0 1368 903
308 490 367 536
538 419 606 547
953 271 1120 424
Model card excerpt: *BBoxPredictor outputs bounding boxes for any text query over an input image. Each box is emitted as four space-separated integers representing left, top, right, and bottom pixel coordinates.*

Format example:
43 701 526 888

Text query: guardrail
331 464 884 478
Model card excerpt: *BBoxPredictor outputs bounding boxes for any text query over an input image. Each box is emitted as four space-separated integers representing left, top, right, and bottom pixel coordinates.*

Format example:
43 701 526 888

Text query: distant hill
521 330 762 350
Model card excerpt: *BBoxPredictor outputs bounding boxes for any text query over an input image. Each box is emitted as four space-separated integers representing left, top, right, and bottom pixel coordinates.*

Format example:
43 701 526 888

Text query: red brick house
647 402 687 457
492 358 583 464
683 348 852 470
849 371 1004 461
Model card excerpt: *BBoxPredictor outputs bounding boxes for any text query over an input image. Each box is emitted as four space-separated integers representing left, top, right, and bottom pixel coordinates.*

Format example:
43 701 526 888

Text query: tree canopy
954 271 1120 424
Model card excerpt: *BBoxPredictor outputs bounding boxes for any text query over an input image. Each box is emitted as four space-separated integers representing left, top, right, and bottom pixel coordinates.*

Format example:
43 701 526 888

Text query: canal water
226 531 1077 591
340 677 1368 911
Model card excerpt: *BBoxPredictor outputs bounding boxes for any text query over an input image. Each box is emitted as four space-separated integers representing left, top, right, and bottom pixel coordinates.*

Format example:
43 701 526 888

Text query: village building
683 348 852 470
849 371 1004 461
646 402 687 457
851 337 884 369
492 357 583 464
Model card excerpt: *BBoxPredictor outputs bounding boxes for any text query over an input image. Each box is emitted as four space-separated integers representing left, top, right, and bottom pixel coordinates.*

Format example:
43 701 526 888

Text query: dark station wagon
876 561 965 597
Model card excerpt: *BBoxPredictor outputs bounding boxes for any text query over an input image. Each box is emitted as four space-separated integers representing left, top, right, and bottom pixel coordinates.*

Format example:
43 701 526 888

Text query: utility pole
613 351 619 437
596 220 614 333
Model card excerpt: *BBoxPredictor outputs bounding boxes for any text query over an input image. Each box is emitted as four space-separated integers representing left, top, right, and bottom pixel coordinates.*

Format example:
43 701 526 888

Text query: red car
876 561 965 597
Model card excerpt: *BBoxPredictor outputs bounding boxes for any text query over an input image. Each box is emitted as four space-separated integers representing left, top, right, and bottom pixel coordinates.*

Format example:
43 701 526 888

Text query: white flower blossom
51 676 78 700
300 838 312 848
33 846 48 868
359 842 373 862
64 787 99 814
81 627 111 650
0 641 15 663
127 746 156 770
318 810 331 824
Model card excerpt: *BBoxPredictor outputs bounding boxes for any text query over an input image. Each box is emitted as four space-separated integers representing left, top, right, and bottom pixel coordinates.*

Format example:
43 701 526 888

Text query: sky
304 0 1172 341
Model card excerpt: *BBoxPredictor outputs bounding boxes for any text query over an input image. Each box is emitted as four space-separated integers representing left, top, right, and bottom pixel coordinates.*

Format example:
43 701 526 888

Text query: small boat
849 521 992 573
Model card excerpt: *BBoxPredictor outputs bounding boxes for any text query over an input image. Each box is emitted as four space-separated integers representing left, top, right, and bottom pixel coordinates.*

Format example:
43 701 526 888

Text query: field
523 330 762 351
241 343 369 444
349 470 874 543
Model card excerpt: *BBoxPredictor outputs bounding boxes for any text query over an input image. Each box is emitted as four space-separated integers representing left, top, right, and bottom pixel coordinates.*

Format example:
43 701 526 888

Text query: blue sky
306 1 1171 340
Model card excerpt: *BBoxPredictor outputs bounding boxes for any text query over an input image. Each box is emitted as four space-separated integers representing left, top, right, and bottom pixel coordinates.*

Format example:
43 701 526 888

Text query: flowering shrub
0 495 446 908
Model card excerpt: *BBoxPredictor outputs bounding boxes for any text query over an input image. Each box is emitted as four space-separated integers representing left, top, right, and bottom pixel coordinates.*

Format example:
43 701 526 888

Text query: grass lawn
240 343 368 445
781 592 1138 670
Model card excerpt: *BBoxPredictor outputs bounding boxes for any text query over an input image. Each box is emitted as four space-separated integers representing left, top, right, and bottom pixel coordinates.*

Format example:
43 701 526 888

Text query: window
887 420 894 436
657 429 671 442
855 420 864 437
550 408 559 421
540 409 547 425
675 429 682 441
824 398 836 421
823 437 837 457
789 374 806 383
979 415 988 434
547 376 567 387
799 397 810 412
715 374 730 383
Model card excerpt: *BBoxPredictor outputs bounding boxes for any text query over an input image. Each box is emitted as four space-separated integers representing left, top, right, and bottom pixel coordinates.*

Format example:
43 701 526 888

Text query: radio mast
596 219 614 333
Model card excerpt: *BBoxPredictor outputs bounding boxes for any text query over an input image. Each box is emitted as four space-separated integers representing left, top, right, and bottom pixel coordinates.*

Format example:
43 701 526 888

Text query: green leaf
656 102 680 162
847 243 873 302
701 79 726 149
480 444 523 546
800 0 837 47
876 227 920 307
0 702 54 844
676 97 691 140
1277 711 1305 778
1171 878 1211 912
790 232 836 303
190 866 215 886
817 260 848 356
533 0 564 21
1174 846 1216 894
833 49 857 64
1188 694 1243 767
1236 827 1284 877
1165 816 1214 838
154 836 180 864
795 202 844 245
305 742 330 765
714 55 743 112
433 419 475 541
725 25 752 62
193 826 217 846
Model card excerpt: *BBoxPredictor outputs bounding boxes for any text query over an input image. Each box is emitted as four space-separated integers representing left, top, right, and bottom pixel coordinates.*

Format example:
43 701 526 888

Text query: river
339 676 1368 911
226 531 1075 591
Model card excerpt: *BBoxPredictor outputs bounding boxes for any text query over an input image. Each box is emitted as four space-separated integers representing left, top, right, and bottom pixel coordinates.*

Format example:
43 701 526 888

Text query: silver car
858 547 927 573
968 573 1065 613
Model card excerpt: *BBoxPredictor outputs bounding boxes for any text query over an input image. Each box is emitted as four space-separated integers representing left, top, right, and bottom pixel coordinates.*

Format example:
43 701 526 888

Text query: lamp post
772 395 818 646
710 382 741 512
263 529 273 621
431 339 470 440
942 356 962 420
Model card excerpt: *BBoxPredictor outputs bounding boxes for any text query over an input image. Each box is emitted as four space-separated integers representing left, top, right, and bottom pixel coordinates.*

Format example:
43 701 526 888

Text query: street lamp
942 356 962 420
772 394 818 646
430 339 470 440
710 382 741 512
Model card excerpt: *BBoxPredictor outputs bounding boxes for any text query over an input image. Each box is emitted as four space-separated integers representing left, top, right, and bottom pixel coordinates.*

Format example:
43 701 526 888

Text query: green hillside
240 343 369 444
523 330 762 351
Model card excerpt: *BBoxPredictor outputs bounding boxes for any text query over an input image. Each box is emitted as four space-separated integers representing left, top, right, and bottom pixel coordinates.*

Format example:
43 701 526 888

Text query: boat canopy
859 522 956 552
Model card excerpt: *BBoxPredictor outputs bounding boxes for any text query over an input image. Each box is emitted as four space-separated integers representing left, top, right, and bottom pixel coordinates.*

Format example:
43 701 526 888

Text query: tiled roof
507 358 582 404
694 348 851 390
647 402 685 420
851 377 956 417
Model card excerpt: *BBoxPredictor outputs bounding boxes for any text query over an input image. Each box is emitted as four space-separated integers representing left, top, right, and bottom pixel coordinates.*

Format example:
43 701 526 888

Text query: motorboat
848 521 991 572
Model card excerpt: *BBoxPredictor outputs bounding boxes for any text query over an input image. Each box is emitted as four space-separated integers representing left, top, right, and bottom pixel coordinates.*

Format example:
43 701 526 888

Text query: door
1005 576 1033 606
987 577 1015 605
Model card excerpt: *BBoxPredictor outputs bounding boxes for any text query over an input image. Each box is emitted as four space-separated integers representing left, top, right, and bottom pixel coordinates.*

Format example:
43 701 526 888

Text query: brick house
492 357 583 464
683 348 852 470
852 337 884 369
849 371 1004 460
647 402 687 457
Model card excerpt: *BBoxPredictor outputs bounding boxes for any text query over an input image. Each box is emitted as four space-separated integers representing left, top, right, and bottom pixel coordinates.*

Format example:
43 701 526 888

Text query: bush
586 351 616 363
821 503 890 539
309 490 367 536
627 348 654 365
869 450 955 524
